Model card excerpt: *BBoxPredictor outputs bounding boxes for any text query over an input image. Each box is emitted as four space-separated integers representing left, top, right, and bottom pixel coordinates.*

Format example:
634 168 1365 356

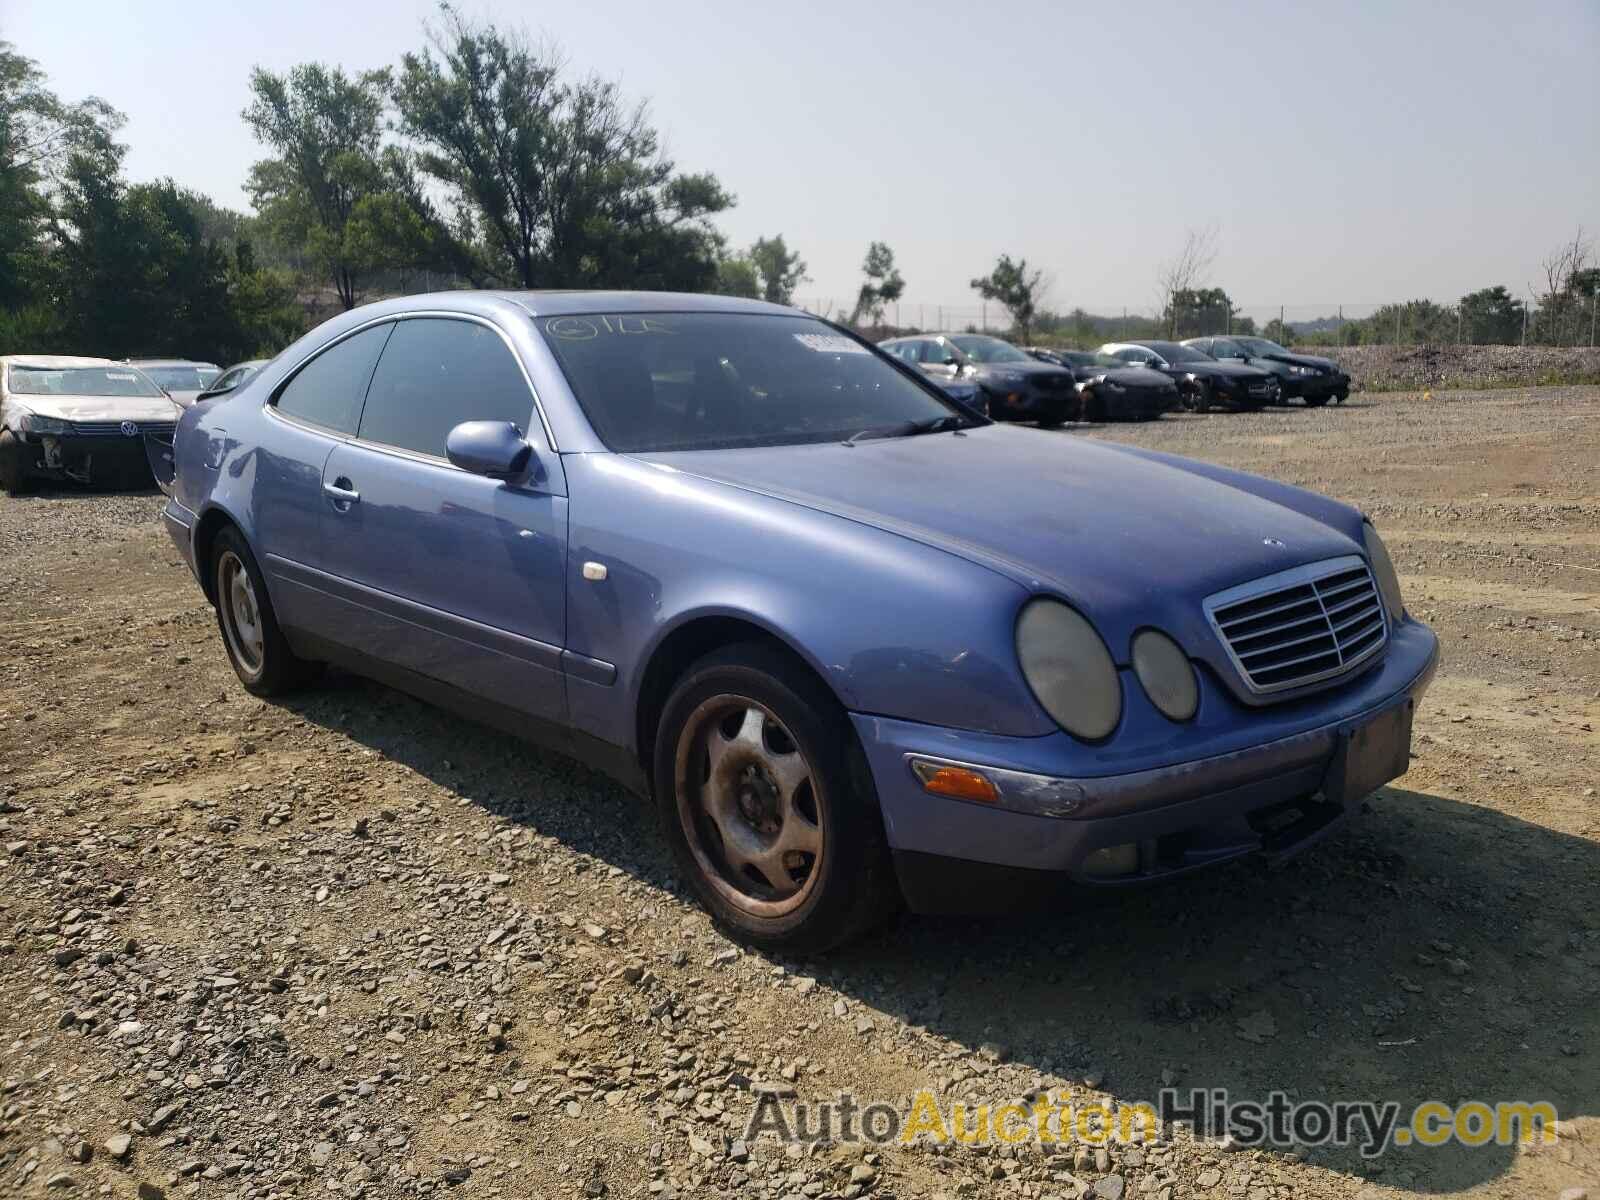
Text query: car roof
0 354 124 368
128 358 220 368
456 289 796 318
1102 340 1182 353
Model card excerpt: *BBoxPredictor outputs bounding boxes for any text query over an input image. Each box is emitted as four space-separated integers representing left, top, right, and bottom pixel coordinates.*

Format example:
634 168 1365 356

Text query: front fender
561 453 1051 754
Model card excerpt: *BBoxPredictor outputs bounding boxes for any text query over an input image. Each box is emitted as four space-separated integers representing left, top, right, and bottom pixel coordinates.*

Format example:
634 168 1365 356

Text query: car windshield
540 312 968 452
949 335 1030 363
1092 352 1126 367
1057 351 1097 367
8 365 166 398
1146 343 1209 364
142 365 215 391
1240 338 1290 355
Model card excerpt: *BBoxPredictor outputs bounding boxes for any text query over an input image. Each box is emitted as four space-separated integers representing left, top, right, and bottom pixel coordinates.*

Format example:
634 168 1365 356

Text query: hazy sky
9 0 1598 321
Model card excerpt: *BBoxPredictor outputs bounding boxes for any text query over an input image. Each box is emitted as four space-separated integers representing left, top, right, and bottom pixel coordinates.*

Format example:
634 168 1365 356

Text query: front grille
1205 555 1387 696
67 420 175 439
1247 380 1276 396
1030 374 1074 392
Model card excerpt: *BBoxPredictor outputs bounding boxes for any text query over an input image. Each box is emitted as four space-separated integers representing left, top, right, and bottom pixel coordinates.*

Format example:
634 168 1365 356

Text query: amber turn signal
909 759 1000 804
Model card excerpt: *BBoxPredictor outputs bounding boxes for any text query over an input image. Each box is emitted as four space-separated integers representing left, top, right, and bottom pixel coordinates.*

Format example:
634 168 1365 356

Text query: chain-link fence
794 296 1600 348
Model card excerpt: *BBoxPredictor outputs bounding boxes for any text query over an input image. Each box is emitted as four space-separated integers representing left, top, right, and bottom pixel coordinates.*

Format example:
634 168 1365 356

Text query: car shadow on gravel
282 674 1594 1195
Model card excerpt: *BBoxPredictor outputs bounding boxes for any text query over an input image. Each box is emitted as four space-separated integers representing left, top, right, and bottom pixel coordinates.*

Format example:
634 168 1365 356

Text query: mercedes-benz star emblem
120 421 139 438
1262 537 1286 548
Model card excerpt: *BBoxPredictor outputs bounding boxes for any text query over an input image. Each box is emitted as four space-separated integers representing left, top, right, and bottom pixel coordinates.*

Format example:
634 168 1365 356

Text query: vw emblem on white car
1262 537 1286 548
119 421 139 438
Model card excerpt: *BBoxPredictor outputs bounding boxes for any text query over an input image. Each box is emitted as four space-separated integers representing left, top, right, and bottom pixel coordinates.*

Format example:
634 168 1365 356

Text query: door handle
323 479 360 505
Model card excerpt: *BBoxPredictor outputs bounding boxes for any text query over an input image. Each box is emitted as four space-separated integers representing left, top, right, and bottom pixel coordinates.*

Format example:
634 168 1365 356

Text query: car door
315 314 569 726
256 321 394 640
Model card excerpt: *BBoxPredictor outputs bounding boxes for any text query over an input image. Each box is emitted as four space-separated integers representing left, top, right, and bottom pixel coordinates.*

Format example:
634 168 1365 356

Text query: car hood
7 394 183 422
165 390 203 408
639 424 1361 666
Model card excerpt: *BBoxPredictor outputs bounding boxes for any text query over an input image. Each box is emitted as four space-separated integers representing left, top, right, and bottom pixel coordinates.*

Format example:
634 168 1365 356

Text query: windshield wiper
842 415 965 446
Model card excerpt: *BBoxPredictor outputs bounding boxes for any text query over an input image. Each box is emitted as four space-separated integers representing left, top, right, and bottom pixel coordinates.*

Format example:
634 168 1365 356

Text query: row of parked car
0 355 266 492
879 333 1351 424
0 325 1349 494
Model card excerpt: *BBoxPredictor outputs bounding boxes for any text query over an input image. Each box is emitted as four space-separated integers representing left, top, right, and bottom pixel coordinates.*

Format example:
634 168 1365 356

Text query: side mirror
446 420 533 480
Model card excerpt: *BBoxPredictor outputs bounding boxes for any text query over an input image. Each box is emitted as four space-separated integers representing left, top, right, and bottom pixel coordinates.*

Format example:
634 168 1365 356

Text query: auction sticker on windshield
793 333 868 354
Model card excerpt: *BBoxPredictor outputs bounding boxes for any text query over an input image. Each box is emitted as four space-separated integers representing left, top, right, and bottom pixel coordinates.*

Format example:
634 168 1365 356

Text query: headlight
20 414 70 435
994 371 1026 386
1131 630 1198 721
1363 521 1404 621
1015 599 1121 740
1290 364 1319 376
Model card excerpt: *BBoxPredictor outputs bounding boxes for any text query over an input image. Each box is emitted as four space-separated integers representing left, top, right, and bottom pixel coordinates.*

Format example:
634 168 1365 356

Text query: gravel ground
1 386 1596 1200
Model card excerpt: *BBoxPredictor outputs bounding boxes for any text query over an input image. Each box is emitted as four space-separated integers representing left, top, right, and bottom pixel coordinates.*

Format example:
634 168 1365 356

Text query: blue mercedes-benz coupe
161 291 1437 951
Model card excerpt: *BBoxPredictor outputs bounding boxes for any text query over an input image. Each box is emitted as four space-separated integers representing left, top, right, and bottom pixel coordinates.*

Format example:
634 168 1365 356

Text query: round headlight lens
1363 521 1404 620
1016 599 1121 740
1131 629 1198 721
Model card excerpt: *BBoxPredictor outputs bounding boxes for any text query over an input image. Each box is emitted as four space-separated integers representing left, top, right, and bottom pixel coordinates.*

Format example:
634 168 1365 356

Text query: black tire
210 525 322 696
1082 391 1107 422
653 642 897 954
1304 395 1330 408
0 430 30 496
1188 383 1212 413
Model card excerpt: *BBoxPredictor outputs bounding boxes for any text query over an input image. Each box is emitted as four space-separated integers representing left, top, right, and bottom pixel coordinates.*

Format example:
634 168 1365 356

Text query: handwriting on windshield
545 315 676 341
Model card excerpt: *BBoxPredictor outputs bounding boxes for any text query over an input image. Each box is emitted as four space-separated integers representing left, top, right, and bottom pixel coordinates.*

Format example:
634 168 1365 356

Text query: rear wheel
1082 390 1107 422
1305 395 1330 408
654 643 896 953
211 526 322 696
0 430 30 496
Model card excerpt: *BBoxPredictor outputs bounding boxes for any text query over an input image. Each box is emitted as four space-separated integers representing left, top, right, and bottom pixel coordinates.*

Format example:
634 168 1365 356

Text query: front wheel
211 526 322 696
1304 395 1330 408
654 643 896 953
0 430 30 496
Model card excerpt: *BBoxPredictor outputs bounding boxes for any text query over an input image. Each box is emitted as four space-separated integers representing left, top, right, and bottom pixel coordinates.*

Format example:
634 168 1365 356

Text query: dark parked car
195 359 269 403
1183 336 1350 405
161 290 1435 952
879 334 1076 426
1099 340 1280 412
1024 348 1179 421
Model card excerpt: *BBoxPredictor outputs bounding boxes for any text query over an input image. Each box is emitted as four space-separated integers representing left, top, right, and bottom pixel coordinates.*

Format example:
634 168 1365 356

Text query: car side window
357 317 535 459
275 323 392 435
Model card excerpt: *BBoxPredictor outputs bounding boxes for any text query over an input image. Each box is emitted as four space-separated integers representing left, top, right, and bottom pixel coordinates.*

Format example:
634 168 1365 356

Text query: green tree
849 241 904 326
0 40 121 314
1165 286 1244 339
243 63 428 310
970 255 1048 342
1458 286 1524 344
714 251 761 299
748 235 807 305
49 139 303 361
394 7 733 292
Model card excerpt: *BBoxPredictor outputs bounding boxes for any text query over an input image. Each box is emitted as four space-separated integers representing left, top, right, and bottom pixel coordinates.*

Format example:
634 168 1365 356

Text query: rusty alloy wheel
673 695 826 919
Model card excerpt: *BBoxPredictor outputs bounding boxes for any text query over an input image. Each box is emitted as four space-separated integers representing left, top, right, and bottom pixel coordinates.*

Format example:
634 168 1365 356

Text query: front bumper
14 431 164 483
853 619 1438 913
1283 372 1348 400
1093 385 1178 419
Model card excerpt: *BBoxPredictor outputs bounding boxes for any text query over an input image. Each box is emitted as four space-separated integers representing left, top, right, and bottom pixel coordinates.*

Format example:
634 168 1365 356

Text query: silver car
0 356 182 493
